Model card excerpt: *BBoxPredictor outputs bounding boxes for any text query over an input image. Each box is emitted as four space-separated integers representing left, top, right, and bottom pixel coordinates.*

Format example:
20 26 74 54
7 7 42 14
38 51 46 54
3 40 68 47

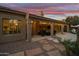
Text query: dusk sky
0 3 79 20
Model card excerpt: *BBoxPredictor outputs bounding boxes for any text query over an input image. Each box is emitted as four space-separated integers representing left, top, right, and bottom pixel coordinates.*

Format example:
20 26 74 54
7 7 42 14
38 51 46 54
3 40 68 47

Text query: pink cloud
47 11 79 14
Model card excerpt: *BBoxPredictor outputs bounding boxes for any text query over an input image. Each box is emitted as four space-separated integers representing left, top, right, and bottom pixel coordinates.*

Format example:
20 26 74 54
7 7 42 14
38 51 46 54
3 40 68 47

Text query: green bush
58 39 79 56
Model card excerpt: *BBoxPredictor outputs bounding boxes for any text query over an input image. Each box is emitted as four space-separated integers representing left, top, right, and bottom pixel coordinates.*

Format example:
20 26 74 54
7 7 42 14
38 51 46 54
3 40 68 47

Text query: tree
72 16 79 25
65 16 79 26
65 16 73 31
65 16 79 44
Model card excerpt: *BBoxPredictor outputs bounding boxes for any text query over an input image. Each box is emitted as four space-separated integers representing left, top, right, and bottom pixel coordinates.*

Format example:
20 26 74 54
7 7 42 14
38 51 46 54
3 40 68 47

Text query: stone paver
9 51 24 56
0 40 30 54
26 48 44 56
47 50 62 56
0 39 65 56
54 43 65 52
38 39 49 44
1 33 73 56
42 44 55 51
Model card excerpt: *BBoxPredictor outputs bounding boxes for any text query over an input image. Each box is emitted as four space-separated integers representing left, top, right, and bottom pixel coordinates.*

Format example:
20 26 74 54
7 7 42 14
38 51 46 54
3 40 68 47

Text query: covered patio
0 32 76 56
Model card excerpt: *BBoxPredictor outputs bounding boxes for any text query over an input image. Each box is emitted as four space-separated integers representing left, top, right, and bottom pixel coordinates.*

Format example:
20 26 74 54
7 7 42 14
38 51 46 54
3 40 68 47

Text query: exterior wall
31 19 68 36
31 20 40 35
0 12 26 43
31 19 51 35
0 11 69 43
53 23 69 33
53 23 62 33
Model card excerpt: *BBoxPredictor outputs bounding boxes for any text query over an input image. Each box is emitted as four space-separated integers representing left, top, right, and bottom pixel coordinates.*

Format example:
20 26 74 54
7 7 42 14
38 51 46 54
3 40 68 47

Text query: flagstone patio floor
0 39 66 56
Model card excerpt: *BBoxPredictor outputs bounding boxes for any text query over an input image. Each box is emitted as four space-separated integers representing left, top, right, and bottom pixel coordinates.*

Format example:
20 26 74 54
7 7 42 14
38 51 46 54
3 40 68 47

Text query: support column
61 25 64 34
26 12 32 42
51 22 54 37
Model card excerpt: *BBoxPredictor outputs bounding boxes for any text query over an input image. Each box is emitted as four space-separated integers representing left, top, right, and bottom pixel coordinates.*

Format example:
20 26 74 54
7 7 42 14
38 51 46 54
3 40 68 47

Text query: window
3 18 21 34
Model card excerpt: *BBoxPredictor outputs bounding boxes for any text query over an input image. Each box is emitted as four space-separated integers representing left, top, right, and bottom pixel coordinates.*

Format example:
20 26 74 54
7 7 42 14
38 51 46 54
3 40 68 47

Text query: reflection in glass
3 18 21 34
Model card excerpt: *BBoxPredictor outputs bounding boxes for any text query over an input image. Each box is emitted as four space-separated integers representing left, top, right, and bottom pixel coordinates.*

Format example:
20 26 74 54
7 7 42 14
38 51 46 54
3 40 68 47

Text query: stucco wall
0 12 26 43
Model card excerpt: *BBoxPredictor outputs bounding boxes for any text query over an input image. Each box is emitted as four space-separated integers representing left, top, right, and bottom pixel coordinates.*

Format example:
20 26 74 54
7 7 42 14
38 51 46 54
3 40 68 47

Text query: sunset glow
0 3 79 20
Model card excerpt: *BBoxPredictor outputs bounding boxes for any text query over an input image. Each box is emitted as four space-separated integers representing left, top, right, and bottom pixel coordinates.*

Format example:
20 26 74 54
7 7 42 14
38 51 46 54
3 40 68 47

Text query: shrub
58 39 79 56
